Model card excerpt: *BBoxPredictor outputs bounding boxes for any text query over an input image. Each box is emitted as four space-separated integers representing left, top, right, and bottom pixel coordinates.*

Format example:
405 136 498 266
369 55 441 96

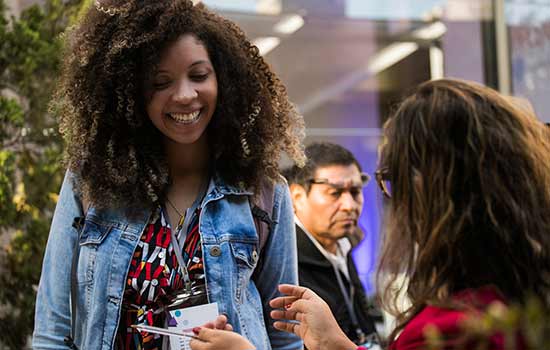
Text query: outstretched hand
269 284 356 350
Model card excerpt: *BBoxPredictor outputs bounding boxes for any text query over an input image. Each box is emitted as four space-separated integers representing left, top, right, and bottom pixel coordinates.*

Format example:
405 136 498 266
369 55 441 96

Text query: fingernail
192 327 201 334
285 303 292 309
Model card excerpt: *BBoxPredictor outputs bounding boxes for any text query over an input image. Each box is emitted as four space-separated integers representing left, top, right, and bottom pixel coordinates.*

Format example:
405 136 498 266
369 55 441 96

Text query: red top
389 286 524 350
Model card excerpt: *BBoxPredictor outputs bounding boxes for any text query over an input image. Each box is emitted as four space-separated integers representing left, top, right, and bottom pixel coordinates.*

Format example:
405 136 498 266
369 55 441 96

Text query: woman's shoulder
392 287 508 350
392 304 466 349
249 174 288 202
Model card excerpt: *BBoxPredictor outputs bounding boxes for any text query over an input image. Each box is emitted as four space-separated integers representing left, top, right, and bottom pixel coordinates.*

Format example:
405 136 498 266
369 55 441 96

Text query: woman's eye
190 73 209 82
152 81 170 89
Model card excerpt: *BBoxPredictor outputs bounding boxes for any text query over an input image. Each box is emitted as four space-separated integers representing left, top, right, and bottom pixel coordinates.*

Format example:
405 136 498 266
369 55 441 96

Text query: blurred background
198 0 550 296
1 0 549 348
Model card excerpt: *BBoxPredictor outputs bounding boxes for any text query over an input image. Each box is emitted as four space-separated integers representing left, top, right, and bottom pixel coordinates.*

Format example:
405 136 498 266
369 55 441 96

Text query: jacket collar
210 171 254 196
84 171 252 237
296 225 334 268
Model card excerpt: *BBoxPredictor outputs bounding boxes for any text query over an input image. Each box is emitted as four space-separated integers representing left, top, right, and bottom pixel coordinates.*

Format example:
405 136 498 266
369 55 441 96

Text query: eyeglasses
375 168 391 198
309 173 370 186
308 173 370 202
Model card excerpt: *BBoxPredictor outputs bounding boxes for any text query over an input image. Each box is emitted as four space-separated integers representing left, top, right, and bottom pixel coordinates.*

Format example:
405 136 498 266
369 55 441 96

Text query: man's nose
339 192 360 211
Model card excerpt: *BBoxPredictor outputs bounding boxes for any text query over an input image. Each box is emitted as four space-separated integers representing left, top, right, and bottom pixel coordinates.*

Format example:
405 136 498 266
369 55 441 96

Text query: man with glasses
282 142 378 347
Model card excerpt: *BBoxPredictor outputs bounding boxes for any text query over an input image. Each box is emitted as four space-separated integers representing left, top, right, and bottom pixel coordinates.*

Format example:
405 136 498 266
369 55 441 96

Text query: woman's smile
166 109 202 124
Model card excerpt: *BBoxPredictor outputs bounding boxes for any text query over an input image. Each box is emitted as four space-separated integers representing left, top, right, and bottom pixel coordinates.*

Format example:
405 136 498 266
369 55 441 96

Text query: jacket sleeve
32 171 84 349
255 183 303 350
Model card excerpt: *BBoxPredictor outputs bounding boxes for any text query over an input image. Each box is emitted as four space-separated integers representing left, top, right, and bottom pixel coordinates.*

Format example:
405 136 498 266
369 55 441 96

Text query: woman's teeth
168 110 200 123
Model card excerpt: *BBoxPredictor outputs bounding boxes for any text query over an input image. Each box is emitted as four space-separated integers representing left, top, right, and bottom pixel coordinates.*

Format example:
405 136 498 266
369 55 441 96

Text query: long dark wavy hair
54 0 305 207
377 79 550 340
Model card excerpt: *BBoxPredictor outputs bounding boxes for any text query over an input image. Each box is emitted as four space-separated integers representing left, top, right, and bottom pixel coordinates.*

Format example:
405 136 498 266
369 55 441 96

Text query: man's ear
289 183 307 213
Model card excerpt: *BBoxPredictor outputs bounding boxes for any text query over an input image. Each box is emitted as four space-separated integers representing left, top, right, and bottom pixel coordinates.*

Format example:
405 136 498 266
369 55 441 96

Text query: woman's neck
164 135 209 179
163 135 210 220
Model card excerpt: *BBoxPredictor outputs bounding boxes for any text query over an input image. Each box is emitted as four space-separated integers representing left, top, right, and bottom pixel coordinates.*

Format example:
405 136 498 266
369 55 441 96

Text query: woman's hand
201 314 233 331
269 284 356 350
189 328 255 350
189 315 252 350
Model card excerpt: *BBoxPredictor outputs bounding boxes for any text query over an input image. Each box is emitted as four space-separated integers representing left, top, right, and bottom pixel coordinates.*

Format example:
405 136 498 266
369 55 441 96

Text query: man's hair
377 79 550 341
282 142 361 192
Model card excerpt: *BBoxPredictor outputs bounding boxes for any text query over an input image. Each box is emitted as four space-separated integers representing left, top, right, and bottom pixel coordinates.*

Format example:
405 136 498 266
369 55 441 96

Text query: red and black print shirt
115 207 205 350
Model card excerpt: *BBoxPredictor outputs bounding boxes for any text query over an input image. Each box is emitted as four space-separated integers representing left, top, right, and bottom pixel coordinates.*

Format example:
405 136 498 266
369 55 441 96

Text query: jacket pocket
77 219 113 285
79 219 112 246
229 242 259 303
230 241 259 269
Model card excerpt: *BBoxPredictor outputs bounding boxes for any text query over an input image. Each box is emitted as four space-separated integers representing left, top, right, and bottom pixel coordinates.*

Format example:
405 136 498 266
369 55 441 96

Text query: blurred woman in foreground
190 79 550 350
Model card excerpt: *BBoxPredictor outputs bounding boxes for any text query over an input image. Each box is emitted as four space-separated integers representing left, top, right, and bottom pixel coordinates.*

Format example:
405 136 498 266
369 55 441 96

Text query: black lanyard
331 255 367 344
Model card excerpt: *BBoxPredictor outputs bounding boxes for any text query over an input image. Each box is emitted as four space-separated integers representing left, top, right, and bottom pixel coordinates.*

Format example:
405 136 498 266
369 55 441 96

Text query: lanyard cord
332 261 366 344
169 216 193 294
166 179 209 295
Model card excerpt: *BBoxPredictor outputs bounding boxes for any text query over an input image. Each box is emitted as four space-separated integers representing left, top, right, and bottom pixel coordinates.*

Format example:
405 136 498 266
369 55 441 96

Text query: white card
167 302 219 350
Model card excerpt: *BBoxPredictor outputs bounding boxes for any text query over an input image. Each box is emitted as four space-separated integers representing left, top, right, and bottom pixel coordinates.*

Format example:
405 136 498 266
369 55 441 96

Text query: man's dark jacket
296 225 376 344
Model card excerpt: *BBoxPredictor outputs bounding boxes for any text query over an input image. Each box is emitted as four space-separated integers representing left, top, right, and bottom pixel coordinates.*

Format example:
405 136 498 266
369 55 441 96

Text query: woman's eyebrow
155 60 211 74
189 60 209 67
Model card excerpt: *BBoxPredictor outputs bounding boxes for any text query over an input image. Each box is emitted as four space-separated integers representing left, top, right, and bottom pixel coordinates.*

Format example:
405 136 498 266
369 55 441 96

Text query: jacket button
209 246 222 257
252 250 259 263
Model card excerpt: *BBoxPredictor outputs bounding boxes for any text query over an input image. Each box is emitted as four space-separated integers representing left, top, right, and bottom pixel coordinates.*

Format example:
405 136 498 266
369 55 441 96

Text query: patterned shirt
115 207 206 350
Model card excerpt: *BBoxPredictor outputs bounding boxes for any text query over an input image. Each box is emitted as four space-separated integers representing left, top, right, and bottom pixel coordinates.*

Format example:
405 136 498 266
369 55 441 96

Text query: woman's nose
173 80 198 103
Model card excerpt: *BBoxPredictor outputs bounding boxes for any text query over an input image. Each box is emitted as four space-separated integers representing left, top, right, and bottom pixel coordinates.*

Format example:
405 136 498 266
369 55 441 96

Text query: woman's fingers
196 327 215 340
275 299 311 316
213 314 229 330
278 284 310 298
269 295 298 309
270 285 321 310
188 327 218 349
189 328 255 350
189 336 207 350
270 309 298 321
273 321 301 335
201 322 216 329
199 315 233 331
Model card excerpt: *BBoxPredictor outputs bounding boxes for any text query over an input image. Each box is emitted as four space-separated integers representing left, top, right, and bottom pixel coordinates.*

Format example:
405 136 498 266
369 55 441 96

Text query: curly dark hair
376 79 550 341
54 0 305 206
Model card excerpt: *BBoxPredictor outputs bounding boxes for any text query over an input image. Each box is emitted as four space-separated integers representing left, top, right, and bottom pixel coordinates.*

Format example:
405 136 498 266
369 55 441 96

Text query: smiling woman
32 1 305 350
145 34 218 147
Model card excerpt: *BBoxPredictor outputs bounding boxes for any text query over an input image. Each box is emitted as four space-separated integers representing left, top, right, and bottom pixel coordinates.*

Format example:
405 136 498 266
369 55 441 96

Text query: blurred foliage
424 296 550 350
0 0 86 348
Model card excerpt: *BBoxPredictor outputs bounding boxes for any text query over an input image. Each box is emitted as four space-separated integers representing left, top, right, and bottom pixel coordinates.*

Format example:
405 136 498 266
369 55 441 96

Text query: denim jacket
33 171 302 350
